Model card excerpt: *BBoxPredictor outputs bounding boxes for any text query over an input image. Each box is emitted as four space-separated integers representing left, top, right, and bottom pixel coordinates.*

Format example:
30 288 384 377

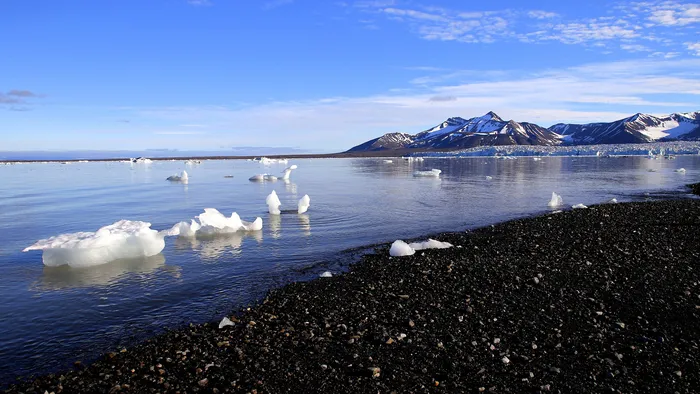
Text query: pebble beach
4 195 700 393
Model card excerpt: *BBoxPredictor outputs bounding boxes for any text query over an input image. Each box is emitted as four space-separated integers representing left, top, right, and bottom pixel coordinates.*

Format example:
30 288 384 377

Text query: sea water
0 155 698 384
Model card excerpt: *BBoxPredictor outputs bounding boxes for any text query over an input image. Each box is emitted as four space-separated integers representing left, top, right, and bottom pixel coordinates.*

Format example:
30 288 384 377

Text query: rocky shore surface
5 199 700 393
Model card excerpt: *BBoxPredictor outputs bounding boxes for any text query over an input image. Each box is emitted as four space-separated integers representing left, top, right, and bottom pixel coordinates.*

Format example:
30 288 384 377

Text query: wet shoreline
4 197 700 393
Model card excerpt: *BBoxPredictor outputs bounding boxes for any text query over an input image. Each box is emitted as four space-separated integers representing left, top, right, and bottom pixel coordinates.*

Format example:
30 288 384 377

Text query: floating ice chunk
607 198 618 204
185 159 201 165
648 169 657 172
132 157 152 164
249 174 265 182
413 169 441 177
281 165 298 181
166 170 188 183
533 157 542 161
383 159 393 163
319 271 333 278
485 176 493 180
266 190 281 215
572 203 588 209
675 168 687 173
264 174 278 181
167 219 201 237
197 209 262 233
23 220 172 267
408 239 453 250
219 317 235 329
548 192 563 208
298 194 311 214
389 240 415 257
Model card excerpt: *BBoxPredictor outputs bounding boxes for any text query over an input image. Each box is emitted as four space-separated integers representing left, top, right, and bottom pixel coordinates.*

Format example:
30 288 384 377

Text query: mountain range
347 111 700 152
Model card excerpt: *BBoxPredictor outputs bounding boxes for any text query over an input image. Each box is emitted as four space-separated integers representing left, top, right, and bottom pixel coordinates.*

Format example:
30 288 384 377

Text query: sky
1 0 700 153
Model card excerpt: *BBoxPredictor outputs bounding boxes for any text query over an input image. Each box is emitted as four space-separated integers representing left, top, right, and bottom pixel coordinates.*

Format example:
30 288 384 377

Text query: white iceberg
266 190 281 215
282 165 298 181
319 271 333 278
23 220 174 267
166 170 188 183
408 239 453 250
175 209 262 235
675 168 687 173
185 159 201 165
485 176 493 180
572 203 588 209
249 173 278 182
548 192 563 208
298 194 311 214
413 169 442 177
389 240 415 257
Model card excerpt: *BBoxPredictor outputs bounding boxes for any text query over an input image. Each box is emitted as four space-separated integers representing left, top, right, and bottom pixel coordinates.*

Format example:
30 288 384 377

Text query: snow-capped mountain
347 110 700 152
549 111 700 145
347 112 562 152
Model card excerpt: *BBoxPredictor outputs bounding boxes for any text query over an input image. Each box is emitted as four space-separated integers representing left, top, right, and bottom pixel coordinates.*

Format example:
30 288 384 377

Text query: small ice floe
23 220 174 267
383 159 393 164
282 165 298 181
319 271 333 278
219 317 235 329
390 238 453 257
413 169 442 177
548 192 563 208
675 168 687 173
607 198 618 204
485 176 493 180
572 203 588 209
408 239 453 250
131 157 152 164
258 157 288 165
166 170 189 183
266 190 282 215
533 157 542 161
298 194 311 214
389 240 415 257
168 208 263 237
185 159 201 165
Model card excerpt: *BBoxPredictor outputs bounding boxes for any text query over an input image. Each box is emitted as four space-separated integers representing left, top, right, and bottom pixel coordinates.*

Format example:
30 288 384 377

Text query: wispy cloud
688 41 700 55
187 0 212 6
154 131 206 135
0 89 43 109
528 10 558 19
129 58 700 150
353 1 700 56
263 0 293 10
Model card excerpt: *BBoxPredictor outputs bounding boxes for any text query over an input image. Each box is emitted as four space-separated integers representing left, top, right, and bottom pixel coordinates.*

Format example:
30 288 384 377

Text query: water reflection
298 214 311 236
175 232 264 261
269 214 281 238
284 180 297 194
35 254 173 290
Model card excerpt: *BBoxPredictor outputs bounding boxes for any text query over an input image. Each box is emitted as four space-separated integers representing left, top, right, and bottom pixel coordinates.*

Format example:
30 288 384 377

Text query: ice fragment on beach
548 192 563 208
166 170 188 183
502 356 510 364
390 240 415 257
23 220 173 267
320 271 332 278
298 194 311 214
408 239 453 250
572 203 588 209
413 169 441 177
266 190 282 215
281 164 298 180
607 198 618 204
219 317 235 329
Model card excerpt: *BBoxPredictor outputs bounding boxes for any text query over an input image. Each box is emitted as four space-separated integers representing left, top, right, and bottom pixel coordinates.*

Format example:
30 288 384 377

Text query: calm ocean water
0 156 697 384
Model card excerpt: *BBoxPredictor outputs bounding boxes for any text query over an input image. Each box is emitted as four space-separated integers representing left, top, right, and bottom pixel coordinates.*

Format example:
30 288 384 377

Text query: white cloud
688 41 700 55
647 3 700 26
528 10 558 19
187 0 212 6
130 58 700 150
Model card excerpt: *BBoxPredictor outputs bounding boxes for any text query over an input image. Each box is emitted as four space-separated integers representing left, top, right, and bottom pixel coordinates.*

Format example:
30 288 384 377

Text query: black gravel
5 200 700 393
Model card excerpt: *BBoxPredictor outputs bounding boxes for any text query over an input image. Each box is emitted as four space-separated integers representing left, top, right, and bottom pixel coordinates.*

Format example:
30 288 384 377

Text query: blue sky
1 0 700 152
